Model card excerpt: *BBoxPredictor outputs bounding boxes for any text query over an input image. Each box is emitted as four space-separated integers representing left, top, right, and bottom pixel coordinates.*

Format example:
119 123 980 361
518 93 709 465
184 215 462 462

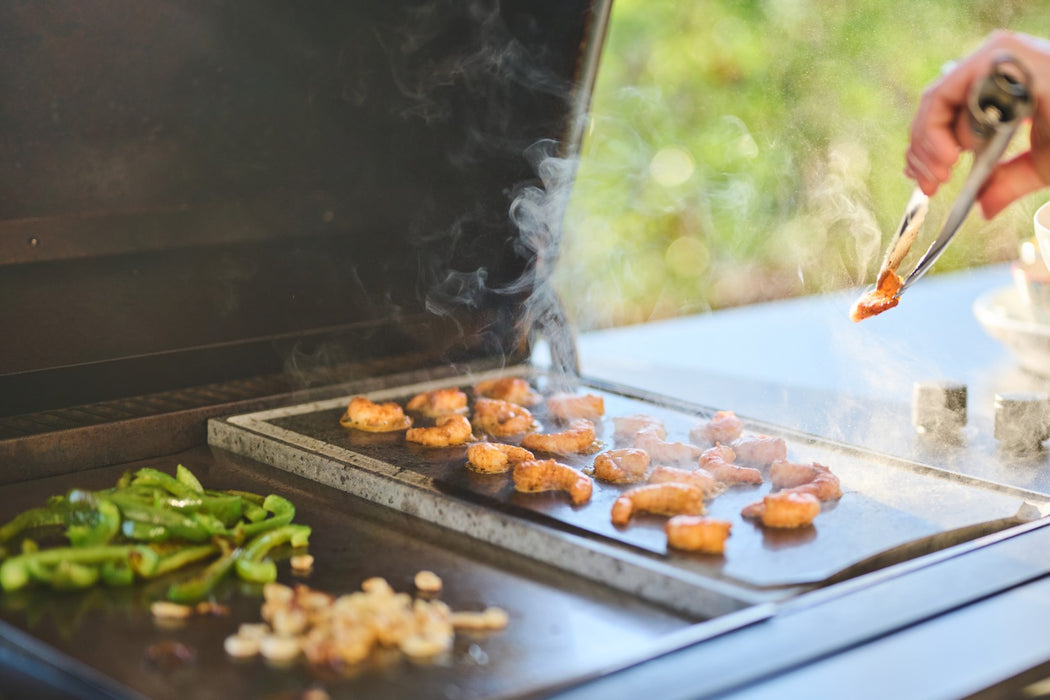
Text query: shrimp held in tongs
851 56 1033 322
849 189 925 323
852 56 1033 323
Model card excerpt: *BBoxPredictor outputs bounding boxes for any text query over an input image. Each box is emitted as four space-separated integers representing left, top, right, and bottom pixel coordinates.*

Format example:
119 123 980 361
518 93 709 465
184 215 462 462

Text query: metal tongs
884 54 1034 299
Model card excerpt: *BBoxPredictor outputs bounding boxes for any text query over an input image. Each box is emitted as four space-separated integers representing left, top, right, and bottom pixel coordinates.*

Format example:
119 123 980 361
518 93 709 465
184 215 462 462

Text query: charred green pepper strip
64 493 120 548
114 470 133 489
108 486 243 526
0 506 67 548
105 494 211 542
223 489 265 506
192 512 227 536
199 494 243 526
100 558 135 587
0 545 157 592
234 524 311 583
24 558 56 585
130 468 199 500
175 464 204 493
121 521 170 542
150 543 220 578
166 547 240 604
51 560 100 591
238 495 295 539
240 502 267 523
220 490 266 522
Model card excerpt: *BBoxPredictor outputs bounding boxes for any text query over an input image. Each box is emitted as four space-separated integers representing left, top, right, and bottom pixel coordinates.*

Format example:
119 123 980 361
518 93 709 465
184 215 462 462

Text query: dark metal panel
0 0 609 415
0 445 690 700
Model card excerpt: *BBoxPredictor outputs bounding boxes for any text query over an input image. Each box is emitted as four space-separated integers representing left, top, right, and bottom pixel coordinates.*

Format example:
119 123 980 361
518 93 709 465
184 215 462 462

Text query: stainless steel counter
573 263 1050 495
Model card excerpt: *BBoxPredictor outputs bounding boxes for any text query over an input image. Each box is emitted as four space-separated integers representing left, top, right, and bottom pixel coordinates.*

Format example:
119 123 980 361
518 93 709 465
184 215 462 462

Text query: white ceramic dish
973 286 1050 377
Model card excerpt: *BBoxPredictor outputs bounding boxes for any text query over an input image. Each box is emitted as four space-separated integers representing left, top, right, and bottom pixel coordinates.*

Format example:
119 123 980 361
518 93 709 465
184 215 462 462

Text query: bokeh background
559 0 1050 330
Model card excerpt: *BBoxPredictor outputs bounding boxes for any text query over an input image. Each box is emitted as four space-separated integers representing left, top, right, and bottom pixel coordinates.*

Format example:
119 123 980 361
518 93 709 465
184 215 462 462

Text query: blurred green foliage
559 0 1050 330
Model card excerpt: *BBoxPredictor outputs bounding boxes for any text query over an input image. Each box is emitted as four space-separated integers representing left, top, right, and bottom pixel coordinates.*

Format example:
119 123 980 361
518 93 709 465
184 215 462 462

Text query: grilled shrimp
406 388 468 417
521 419 598 456
546 392 605 422
405 414 473 447
513 459 593 505
633 426 702 465
466 442 535 474
471 398 536 437
729 435 787 467
473 377 541 406
610 483 706 526
769 460 842 500
647 466 722 497
742 491 821 528
741 461 840 527
611 414 666 444
340 396 412 433
689 410 743 447
592 448 650 484
698 445 763 486
665 515 733 554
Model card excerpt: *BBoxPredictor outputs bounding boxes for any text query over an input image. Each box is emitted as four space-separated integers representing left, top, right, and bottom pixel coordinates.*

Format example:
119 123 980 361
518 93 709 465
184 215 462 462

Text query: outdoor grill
8 3 1050 700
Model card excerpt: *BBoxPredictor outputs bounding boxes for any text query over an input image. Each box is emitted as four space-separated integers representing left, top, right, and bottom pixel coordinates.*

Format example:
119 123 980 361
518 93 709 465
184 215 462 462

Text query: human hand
905 30 1050 218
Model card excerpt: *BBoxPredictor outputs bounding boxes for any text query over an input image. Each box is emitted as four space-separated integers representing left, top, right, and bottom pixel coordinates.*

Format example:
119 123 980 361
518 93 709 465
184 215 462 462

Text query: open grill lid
0 0 609 417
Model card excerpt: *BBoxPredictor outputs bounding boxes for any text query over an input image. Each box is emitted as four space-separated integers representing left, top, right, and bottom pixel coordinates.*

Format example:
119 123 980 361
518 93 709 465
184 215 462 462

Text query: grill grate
0 377 290 440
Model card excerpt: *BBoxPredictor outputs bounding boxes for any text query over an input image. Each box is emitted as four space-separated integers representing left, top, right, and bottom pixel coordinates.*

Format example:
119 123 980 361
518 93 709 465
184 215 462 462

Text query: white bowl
973 286 1050 377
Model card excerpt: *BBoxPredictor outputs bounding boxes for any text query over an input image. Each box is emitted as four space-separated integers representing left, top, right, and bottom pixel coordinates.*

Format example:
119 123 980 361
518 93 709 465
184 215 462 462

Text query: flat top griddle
210 368 1050 612
0 446 696 700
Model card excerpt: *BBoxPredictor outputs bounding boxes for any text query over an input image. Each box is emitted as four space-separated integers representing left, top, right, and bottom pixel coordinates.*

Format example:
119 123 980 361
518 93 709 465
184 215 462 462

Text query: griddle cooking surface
212 371 1050 598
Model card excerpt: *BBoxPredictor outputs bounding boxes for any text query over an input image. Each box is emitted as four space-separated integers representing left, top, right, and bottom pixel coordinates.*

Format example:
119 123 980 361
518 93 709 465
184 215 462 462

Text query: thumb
978 152 1049 218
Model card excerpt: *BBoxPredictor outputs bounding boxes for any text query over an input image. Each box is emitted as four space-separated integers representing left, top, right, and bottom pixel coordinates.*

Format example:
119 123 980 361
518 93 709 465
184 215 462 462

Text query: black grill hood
0 0 609 416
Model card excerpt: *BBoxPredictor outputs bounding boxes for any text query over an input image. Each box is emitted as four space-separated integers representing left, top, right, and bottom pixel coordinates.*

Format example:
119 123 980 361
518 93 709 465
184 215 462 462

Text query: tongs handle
898 54 1034 295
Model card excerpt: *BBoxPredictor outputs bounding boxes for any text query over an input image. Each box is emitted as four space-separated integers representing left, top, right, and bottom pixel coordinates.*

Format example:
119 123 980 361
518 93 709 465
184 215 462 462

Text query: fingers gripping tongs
886 55 1034 299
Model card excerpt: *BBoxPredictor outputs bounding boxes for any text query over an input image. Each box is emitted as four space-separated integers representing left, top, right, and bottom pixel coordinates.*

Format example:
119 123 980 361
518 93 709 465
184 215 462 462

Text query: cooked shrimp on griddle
521 419 598 456
741 461 840 527
728 435 787 467
610 483 706 526
611 414 666 444
742 491 821 529
769 460 842 501
473 377 541 406
546 392 605 422
689 410 743 447
466 442 534 474
698 445 763 486
471 398 536 437
633 426 702 465
592 448 650 484
665 515 732 554
406 388 469 417
340 396 413 433
513 459 593 505
646 466 722 497
405 414 473 447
